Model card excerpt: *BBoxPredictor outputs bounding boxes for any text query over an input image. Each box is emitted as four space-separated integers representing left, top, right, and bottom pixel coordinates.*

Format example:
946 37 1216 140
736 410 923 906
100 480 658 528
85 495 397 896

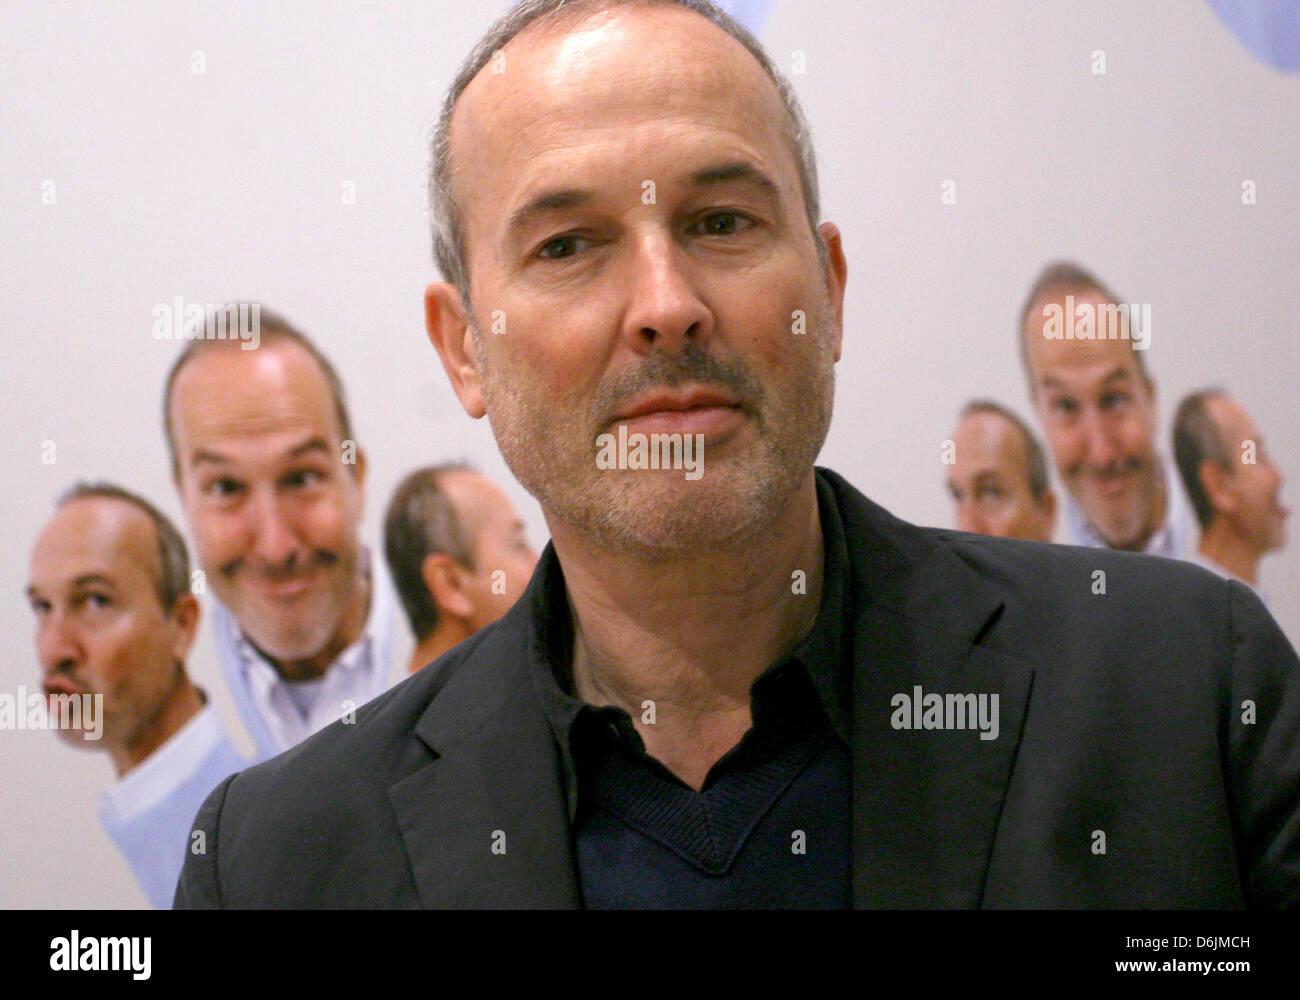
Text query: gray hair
428 0 824 308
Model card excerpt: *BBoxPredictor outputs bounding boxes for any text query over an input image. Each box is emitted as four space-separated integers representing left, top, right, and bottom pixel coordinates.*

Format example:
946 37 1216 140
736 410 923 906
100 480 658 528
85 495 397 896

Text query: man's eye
538 235 587 260
1100 393 1129 410
87 593 111 608
694 212 750 237
1051 398 1078 415
206 478 244 497
29 598 51 615
285 469 324 488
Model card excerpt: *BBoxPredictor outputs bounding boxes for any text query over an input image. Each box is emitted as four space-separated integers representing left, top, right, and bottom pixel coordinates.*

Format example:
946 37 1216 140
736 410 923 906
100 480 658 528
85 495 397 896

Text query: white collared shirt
1064 455 1195 560
98 703 246 908
211 549 400 761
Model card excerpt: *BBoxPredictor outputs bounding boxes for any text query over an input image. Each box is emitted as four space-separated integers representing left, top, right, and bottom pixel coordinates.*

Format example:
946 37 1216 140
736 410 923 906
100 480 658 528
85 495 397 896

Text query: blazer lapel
829 471 1035 908
386 628 581 908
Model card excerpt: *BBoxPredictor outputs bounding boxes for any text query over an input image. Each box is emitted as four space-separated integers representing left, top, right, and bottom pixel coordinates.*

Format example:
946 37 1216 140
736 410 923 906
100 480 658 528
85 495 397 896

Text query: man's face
443 471 538 630
1024 288 1161 549
27 498 194 750
947 411 1055 542
429 5 845 553
1206 396 1288 553
170 341 366 662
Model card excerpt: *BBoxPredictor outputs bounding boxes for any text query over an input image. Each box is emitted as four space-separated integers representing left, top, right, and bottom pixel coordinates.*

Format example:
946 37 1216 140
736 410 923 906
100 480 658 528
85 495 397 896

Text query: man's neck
553 475 825 790
1198 521 1260 586
409 620 472 674
110 679 205 778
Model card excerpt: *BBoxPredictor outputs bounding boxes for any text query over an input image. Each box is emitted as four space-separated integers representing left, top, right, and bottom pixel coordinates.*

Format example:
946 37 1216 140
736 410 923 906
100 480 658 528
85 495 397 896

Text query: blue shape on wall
1208 0 1300 71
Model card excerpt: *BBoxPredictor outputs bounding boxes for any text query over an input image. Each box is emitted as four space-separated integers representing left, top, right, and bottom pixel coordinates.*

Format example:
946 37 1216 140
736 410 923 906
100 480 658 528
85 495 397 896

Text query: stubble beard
473 314 837 560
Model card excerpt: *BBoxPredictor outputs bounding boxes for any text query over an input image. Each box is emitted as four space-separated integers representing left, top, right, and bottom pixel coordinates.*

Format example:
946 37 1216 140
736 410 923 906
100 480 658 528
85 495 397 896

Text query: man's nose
620 232 713 354
1080 407 1123 470
37 610 80 675
248 491 303 568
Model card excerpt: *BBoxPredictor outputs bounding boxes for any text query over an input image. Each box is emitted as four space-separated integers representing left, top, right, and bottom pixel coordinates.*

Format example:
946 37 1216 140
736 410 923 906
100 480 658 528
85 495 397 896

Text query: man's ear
1200 458 1236 516
817 221 848 363
420 552 475 621
169 593 201 663
426 282 486 419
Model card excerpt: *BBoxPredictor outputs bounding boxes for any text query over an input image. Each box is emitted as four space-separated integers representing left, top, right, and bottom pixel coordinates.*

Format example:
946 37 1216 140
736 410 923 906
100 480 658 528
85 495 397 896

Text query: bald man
163 307 403 760
946 401 1056 543
1019 262 1194 559
385 463 539 673
27 483 245 908
1174 389 1289 596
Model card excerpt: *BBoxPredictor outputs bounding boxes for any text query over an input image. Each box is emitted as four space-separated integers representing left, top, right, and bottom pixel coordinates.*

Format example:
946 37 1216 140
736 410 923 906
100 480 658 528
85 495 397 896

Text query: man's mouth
610 387 745 437
247 569 321 600
42 677 86 699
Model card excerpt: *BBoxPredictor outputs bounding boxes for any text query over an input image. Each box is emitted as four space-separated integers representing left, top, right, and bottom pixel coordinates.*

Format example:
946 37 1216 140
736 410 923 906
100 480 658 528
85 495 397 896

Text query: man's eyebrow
287 437 332 460
506 189 591 238
691 161 780 196
189 436 332 469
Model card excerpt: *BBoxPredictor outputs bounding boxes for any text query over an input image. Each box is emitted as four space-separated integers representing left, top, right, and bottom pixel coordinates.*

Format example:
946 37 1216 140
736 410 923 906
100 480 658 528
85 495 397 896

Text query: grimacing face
170 341 367 665
1206 396 1288 553
426 4 846 555
1024 287 1161 550
27 497 197 751
947 411 1055 542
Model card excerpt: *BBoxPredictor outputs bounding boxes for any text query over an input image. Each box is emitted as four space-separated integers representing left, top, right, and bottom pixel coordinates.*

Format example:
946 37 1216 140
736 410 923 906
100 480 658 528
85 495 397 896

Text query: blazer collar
387 600 581 908
820 469 1036 908
388 468 1034 909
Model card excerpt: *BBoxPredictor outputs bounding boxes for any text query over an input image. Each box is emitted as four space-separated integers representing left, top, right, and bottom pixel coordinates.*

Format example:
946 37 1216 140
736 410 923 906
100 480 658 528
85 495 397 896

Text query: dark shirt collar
526 470 853 820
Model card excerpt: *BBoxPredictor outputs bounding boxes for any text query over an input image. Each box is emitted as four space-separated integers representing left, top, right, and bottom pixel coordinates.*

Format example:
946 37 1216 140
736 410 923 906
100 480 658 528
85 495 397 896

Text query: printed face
429 4 846 554
1206 396 1288 553
1024 288 1161 549
170 341 366 666
947 411 1055 542
27 497 193 750
443 471 538 630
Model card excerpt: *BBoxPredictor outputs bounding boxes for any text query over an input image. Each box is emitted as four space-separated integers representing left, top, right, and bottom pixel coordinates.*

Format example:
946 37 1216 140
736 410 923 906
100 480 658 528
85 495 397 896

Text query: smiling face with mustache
170 340 369 679
1025 287 1164 551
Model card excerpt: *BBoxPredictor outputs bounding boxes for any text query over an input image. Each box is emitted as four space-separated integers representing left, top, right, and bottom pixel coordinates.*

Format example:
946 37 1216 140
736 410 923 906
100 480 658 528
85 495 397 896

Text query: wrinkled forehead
32 498 160 590
448 5 798 237
955 413 1030 474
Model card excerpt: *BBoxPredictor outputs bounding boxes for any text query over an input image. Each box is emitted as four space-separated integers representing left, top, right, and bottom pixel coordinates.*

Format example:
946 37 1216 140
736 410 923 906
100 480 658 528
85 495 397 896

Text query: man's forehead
450 5 790 211
172 342 340 447
32 498 158 585
1208 395 1254 441
1028 334 1143 386
956 413 1028 471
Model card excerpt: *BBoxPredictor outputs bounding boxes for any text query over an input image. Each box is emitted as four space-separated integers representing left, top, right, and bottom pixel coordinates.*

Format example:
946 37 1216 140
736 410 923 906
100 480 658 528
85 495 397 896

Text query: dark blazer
175 469 1300 908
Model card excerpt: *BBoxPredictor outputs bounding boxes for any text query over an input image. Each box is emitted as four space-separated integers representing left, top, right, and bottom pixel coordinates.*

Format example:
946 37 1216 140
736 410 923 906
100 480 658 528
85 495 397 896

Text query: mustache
1065 455 1147 480
590 341 765 427
220 549 339 580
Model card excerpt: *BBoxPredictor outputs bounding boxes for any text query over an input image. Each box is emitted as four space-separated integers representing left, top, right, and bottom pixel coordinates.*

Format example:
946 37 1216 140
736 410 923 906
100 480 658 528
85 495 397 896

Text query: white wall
1 0 1295 907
